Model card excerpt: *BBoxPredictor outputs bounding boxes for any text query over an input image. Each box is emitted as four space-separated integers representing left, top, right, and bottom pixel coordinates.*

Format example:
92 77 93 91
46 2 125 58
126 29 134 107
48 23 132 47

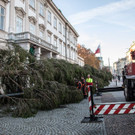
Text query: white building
77 55 84 67
113 58 126 77
0 0 83 65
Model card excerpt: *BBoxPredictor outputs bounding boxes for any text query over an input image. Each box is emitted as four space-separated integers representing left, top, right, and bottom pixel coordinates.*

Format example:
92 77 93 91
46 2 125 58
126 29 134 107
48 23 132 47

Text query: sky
53 0 135 66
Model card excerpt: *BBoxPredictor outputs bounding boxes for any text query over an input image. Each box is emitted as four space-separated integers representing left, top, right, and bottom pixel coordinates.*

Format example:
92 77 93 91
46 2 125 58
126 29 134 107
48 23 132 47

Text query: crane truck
123 50 135 101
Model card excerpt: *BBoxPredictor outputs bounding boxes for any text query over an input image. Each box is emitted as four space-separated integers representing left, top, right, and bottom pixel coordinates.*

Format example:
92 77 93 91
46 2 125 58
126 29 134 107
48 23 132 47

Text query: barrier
94 102 135 115
95 82 102 96
81 85 103 123
81 85 135 123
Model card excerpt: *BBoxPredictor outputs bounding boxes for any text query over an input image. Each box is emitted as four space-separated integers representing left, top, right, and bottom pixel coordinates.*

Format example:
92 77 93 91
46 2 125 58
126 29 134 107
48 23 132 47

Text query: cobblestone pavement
102 91 135 135
1 81 134 135
0 99 106 135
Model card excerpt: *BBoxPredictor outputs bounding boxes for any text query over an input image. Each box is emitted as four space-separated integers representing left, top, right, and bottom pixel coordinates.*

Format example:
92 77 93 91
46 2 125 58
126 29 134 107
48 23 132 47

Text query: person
86 74 93 86
74 78 82 91
118 75 120 82
122 66 127 83
29 45 37 56
81 76 87 98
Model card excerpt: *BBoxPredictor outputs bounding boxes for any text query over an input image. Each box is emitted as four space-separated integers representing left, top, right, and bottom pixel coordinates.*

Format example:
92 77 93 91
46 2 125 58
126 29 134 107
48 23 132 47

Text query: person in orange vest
81 76 87 98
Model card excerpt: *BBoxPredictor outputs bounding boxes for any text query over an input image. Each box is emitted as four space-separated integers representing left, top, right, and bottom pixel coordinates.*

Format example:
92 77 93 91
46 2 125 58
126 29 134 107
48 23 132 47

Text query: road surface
0 80 135 135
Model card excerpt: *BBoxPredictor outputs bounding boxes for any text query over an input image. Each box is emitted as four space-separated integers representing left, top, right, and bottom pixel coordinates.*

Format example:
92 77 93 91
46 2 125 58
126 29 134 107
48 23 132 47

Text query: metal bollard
95 82 102 96
116 80 117 86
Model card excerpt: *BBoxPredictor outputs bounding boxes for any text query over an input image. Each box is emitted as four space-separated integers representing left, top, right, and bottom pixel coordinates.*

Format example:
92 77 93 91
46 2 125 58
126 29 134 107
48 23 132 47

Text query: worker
86 74 94 106
86 74 93 86
74 78 82 91
29 45 37 56
81 76 87 98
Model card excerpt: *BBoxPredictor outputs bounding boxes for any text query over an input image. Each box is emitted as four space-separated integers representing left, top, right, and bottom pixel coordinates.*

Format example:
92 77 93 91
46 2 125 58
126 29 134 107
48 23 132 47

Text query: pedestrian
29 45 37 56
81 76 87 98
118 75 120 82
122 68 126 83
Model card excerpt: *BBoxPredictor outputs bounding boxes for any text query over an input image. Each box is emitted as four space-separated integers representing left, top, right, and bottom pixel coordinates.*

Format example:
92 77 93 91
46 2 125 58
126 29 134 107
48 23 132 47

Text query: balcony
8 32 58 53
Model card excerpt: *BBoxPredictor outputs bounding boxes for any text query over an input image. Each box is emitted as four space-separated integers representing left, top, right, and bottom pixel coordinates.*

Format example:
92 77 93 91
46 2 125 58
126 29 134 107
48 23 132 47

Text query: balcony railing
8 32 57 52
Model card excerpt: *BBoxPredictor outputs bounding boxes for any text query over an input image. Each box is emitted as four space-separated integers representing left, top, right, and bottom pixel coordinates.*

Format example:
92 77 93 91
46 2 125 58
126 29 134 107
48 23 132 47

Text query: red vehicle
123 50 135 101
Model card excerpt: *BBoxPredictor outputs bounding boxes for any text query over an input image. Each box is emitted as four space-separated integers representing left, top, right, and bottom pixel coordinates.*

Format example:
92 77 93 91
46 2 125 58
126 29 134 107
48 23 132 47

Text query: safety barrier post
89 85 95 120
82 84 135 124
95 82 102 96
81 85 103 123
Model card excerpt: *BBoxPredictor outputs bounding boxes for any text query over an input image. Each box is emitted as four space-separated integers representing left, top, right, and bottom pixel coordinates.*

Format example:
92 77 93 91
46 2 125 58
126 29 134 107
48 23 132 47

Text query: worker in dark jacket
81 76 87 98
77 81 82 91
29 45 37 56
74 78 82 91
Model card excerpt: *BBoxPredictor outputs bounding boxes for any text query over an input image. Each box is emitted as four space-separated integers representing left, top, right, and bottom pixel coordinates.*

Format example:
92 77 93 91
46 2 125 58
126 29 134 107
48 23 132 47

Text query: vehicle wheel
124 79 132 101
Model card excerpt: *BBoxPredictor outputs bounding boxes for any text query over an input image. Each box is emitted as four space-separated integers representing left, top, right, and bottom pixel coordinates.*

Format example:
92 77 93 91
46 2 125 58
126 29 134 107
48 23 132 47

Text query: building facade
77 55 84 67
113 58 126 77
126 42 135 64
0 0 81 65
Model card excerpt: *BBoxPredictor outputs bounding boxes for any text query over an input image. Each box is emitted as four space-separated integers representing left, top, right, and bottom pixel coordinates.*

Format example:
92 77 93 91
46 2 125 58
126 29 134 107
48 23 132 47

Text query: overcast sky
53 0 135 66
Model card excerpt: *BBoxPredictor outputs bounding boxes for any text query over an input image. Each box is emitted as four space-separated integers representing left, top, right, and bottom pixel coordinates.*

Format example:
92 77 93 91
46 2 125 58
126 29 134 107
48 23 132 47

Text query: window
74 37 76 45
16 16 23 33
67 31 68 39
70 35 73 43
40 31 44 38
39 3 44 16
63 27 65 36
62 44 65 56
59 22 62 33
69 33 71 41
53 17 57 29
68 47 70 58
59 41 62 54
20 0 24 3
0 6 5 30
74 51 76 60
67 47 69 58
67 31 70 39
54 37 57 47
71 49 73 59
73 50 75 60
47 10 51 24
29 0 35 8
47 33 51 43
30 23 35 34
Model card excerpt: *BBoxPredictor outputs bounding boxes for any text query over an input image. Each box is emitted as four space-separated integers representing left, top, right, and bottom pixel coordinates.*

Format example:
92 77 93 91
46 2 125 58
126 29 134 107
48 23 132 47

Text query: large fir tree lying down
0 44 112 117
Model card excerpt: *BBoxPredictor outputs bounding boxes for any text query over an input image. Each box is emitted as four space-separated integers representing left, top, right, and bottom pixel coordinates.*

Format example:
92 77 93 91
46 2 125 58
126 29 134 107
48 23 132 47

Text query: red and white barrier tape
94 103 135 115
88 86 135 115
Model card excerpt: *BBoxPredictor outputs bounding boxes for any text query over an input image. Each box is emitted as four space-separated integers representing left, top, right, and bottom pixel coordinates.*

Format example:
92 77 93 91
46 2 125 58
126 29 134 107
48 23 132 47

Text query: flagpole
100 44 102 69
100 44 102 60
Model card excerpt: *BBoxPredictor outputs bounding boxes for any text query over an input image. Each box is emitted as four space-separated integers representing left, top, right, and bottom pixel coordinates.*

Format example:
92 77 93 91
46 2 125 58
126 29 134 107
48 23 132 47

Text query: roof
47 0 79 37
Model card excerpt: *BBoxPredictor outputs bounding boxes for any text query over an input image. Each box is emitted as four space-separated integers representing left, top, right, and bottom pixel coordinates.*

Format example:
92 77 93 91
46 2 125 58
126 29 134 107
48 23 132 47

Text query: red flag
94 45 100 54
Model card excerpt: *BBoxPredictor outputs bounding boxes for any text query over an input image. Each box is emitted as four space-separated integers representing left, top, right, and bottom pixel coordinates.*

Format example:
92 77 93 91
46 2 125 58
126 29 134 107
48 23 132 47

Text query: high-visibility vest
86 78 93 86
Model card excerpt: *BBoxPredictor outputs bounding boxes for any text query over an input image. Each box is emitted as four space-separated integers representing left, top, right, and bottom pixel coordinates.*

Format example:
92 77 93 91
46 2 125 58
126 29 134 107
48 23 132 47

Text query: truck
123 50 135 101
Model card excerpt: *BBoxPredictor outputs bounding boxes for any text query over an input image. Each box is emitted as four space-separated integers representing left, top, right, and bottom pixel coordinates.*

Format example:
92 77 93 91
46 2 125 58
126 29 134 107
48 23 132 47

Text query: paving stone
0 99 106 135
101 91 135 135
